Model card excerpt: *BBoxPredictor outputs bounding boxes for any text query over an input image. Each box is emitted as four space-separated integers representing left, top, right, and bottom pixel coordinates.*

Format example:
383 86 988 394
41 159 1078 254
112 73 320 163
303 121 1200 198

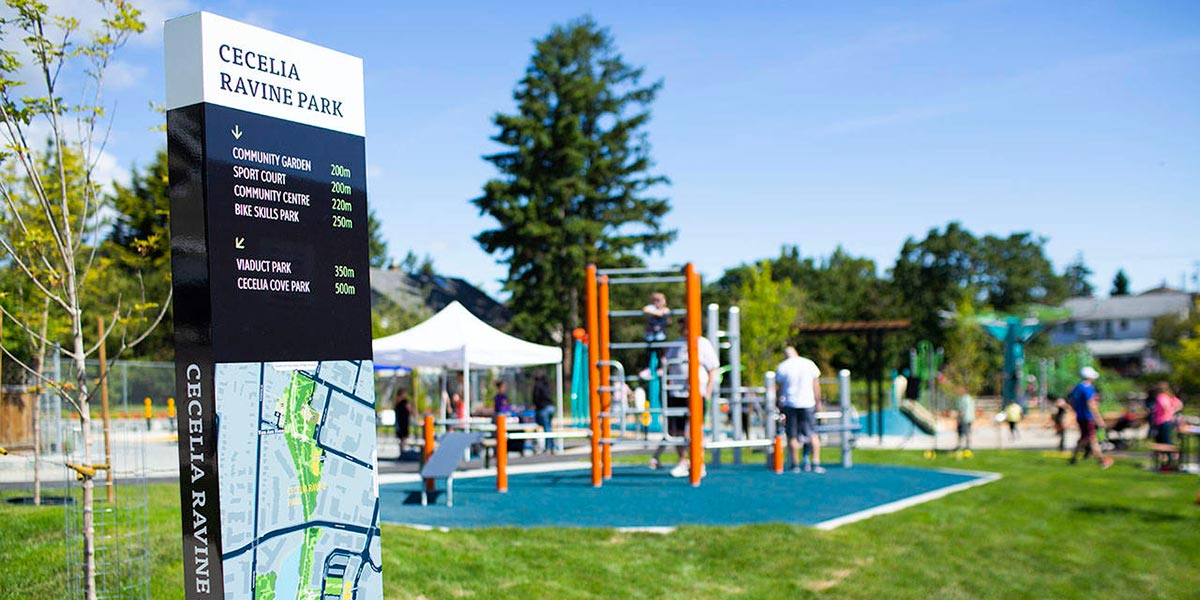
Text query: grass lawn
2 450 1197 599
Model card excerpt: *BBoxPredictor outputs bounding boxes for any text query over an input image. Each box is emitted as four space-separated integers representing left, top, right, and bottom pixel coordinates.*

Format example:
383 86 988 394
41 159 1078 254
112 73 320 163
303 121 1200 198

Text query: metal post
554 361 563 452
839 369 852 468
585 265 602 487
496 415 508 493
685 264 703 486
706 302 719 466
765 371 777 466
423 415 435 493
1039 358 1049 412
120 361 127 412
765 371 777 437
599 275 612 480
729 307 743 464
52 344 62 454
97 318 114 503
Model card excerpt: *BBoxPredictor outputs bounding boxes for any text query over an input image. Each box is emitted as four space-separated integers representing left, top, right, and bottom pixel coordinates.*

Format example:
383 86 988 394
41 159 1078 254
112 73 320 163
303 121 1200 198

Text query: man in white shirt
776 346 824 473
654 323 720 478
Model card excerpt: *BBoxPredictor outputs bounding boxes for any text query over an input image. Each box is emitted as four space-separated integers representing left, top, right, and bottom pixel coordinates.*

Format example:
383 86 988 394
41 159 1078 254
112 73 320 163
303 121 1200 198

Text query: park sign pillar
165 13 381 600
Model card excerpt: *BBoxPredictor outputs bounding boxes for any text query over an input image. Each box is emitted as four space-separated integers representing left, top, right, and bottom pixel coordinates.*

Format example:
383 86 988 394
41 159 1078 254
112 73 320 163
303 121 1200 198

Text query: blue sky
52 0 1200 298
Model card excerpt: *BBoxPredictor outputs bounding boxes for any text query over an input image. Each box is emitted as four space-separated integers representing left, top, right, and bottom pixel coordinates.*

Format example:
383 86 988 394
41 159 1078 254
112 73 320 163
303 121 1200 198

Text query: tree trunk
67 282 96 600
562 286 581 396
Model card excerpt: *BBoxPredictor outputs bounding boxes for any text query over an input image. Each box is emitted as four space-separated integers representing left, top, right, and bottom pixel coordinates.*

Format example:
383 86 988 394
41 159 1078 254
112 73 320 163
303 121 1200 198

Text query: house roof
1063 292 1191 322
1084 338 1152 358
369 267 511 328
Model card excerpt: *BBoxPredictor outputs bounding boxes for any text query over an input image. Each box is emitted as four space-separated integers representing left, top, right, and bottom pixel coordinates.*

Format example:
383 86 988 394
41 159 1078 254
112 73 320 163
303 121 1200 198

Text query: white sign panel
165 12 365 136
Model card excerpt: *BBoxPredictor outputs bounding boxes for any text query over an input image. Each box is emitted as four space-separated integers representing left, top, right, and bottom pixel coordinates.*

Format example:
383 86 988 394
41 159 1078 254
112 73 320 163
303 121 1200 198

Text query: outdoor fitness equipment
582 263 860 487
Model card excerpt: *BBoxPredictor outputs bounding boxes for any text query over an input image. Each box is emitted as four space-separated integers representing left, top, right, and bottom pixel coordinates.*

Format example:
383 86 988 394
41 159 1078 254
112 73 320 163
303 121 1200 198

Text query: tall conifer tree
474 17 674 357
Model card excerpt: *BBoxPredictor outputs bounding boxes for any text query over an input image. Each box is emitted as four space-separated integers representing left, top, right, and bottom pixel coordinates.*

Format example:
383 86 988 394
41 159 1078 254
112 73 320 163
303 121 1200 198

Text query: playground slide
898 399 937 435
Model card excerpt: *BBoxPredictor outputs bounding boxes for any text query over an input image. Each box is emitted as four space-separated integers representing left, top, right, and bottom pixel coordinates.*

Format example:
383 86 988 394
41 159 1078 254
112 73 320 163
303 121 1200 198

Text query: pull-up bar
585 262 706 487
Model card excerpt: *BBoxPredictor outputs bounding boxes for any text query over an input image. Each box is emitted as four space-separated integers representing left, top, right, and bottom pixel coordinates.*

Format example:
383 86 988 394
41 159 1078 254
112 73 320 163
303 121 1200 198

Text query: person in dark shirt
393 390 412 457
493 380 511 415
1052 396 1069 451
532 373 556 453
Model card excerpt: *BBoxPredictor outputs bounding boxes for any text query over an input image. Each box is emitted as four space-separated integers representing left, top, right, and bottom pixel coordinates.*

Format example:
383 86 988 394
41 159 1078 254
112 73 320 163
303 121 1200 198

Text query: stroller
1100 409 1143 452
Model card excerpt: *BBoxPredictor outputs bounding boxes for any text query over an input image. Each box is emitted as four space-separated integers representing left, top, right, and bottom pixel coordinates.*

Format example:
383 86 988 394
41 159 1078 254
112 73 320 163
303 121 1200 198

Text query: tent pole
440 370 447 420
463 358 471 428
555 362 563 451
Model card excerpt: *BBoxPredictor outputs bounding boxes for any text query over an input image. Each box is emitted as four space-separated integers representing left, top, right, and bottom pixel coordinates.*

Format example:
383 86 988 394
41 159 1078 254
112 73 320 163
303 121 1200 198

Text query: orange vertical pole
773 436 785 473
496 414 508 493
686 263 704 487
598 275 613 479
423 415 436 493
585 265 602 487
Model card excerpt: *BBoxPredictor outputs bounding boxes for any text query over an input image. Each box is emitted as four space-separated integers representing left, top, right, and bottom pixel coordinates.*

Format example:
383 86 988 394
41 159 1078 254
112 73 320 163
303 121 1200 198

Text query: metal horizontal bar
815 424 863 433
607 276 686 285
600 438 688 447
607 309 688 318
507 430 591 440
608 341 687 350
705 439 775 449
596 266 683 276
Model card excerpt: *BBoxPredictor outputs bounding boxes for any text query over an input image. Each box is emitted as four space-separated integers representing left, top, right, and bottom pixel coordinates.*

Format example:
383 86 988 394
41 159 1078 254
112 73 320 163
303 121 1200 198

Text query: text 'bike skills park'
166 12 381 600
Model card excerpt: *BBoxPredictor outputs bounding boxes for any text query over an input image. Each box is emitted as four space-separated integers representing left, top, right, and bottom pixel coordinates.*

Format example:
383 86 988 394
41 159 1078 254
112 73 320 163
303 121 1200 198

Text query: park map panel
217 361 381 599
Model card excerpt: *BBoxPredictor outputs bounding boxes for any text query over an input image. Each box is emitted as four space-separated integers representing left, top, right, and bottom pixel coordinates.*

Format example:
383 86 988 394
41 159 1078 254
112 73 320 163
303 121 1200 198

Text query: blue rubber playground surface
379 463 997 530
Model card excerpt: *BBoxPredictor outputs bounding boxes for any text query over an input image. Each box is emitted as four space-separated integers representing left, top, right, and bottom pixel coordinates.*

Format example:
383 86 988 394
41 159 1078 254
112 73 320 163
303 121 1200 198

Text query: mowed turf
2 450 1197 599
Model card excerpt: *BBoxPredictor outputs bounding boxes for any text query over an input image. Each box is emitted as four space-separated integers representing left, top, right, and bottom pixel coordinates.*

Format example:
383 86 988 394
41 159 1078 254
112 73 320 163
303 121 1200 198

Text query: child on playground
1051 396 1069 451
955 384 974 455
1005 401 1023 440
642 292 671 342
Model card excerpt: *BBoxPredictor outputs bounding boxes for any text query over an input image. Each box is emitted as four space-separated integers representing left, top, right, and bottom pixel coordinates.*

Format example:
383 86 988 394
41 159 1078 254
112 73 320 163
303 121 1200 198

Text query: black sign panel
203 104 371 362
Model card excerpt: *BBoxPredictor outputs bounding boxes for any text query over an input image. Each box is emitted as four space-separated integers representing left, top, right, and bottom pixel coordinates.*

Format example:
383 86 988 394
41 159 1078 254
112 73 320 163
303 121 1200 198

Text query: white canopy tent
372 301 563 419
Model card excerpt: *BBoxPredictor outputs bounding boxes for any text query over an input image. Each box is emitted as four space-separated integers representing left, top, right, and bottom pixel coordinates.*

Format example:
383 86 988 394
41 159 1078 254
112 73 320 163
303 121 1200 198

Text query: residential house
369 267 510 330
1049 288 1193 375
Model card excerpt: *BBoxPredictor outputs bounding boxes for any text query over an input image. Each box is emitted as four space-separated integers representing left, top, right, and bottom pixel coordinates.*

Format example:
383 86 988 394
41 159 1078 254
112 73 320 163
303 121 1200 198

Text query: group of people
395 290 1189 477
640 292 829 477
390 373 559 458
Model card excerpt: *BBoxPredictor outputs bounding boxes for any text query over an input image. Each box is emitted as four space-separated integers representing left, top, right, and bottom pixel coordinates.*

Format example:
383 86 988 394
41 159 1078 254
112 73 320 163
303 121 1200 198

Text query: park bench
420 431 483 507
1147 442 1180 472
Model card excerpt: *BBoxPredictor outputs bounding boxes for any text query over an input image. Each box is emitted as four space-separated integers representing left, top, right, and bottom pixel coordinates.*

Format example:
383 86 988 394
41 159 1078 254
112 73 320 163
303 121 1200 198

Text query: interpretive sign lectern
165 12 381 599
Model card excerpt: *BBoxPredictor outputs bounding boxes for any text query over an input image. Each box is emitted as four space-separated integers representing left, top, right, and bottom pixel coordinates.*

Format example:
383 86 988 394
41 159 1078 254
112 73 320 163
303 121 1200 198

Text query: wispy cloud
796 23 941 72
104 60 146 91
816 36 1200 136
822 102 970 134
34 0 195 47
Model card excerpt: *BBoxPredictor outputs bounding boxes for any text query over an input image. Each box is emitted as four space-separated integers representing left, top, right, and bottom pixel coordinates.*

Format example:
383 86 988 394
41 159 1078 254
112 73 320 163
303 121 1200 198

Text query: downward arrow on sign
234 237 245 249
231 124 243 140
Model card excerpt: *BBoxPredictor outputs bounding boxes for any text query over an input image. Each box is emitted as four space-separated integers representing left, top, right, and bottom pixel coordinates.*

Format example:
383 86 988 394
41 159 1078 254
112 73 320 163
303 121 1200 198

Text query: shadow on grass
1072 502 1184 523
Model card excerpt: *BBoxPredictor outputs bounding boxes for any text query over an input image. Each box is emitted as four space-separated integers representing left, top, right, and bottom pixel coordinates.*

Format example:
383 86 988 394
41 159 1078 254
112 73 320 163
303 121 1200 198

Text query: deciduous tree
736 262 800 385
0 3 151 598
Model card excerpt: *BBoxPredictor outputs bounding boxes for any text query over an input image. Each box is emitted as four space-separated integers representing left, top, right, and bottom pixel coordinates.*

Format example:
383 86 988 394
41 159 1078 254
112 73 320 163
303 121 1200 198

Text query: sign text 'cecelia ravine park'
166 12 381 600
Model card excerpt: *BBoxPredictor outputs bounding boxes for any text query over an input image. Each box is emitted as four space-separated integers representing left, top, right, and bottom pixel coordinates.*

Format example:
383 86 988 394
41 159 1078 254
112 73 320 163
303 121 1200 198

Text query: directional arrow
231 124 243 140
234 237 245 249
